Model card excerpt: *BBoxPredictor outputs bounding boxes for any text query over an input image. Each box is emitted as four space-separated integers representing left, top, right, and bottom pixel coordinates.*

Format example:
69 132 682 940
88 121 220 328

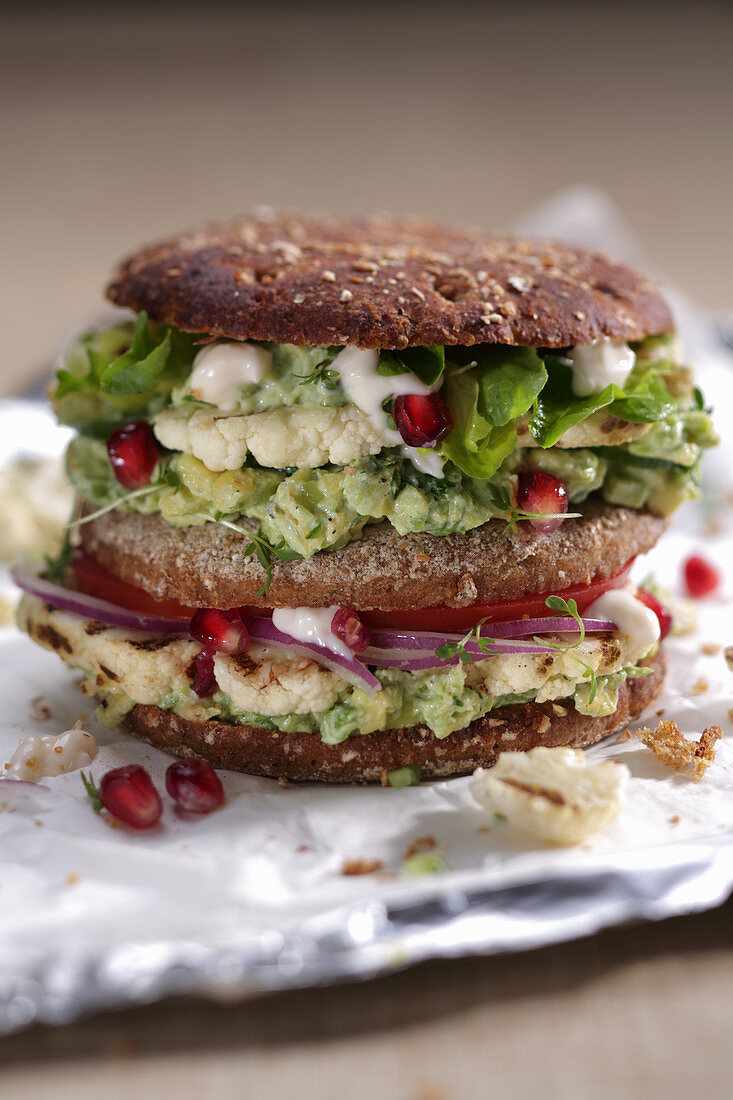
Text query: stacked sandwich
15 213 717 781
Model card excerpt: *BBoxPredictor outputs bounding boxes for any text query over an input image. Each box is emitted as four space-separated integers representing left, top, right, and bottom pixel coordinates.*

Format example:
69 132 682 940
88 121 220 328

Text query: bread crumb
404 835 437 860
692 678 709 695
669 815 680 826
616 728 632 743
277 776 291 789
29 696 51 722
700 643 721 656
725 646 733 671
296 844 311 852
634 719 722 781
728 707 733 722
341 858 383 876
656 708 666 717
65 871 81 885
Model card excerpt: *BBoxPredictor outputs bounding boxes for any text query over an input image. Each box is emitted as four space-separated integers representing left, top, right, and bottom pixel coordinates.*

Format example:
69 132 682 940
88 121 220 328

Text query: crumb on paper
341 858 384 876
728 708 733 723
277 776 291 789
669 816 680 826
725 646 733 672
470 747 628 847
700 643 722 656
692 678 709 696
616 728 632 743
65 871 81 886
634 719 722 781
296 844 312 853
404 835 437 860
656 708 666 718
29 696 52 722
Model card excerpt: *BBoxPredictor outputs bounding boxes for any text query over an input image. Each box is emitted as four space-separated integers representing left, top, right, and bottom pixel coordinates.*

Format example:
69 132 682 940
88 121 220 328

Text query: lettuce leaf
439 370 517 478
99 313 173 396
378 345 445 385
528 357 675 448
475 345 547 426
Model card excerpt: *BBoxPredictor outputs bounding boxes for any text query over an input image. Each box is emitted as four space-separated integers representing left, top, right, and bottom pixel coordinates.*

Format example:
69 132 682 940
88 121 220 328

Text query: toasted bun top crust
79 498 668 611
106 211 673 350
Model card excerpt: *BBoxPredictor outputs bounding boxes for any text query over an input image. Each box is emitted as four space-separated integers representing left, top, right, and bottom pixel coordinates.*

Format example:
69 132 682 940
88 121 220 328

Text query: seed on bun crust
107 212 673 350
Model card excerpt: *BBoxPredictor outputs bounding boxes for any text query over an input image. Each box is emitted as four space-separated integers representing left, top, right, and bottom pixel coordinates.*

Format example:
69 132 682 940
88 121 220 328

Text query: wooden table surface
1 3 732 1096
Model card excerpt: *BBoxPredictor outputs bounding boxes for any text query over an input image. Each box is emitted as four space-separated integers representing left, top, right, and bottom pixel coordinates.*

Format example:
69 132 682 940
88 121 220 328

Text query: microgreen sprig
294 362 341 391
193 514 302 597
80 771 103 813
541 595 598 703
435 618 519 664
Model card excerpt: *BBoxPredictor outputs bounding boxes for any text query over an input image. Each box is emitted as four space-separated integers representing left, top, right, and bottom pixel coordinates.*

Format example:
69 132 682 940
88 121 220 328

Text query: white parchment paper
0 192 731 1033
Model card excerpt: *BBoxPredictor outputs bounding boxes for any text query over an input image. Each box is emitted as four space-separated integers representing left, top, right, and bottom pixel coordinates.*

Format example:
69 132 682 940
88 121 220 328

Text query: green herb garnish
80 771 103 813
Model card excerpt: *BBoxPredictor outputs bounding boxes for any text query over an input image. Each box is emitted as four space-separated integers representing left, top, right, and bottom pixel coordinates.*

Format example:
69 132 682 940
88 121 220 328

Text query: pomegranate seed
516 470 569 533
683 554 721 598
99 765 162 829
193 648 217 696
190 608 250 654
166 759 225 814
331 607 371 652
636 589 672 640
106 421 159 490
393 393 453 448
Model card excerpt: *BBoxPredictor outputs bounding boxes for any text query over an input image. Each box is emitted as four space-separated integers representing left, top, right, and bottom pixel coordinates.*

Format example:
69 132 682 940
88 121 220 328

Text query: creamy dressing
189 341 271 411
272 606 351 659
330 346 445 478
585 588 660 647
564 341 636 397
6 726 98 782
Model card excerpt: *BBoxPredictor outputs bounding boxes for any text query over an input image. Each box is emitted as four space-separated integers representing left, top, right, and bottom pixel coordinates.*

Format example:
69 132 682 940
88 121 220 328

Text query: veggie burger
15 212 717 782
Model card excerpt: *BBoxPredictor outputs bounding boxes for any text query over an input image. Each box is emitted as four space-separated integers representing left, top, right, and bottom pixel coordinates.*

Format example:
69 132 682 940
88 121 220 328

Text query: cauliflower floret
153 405 385 472
18 594 199 704
464 633 648 703
471 747 629 845
214 644 346 715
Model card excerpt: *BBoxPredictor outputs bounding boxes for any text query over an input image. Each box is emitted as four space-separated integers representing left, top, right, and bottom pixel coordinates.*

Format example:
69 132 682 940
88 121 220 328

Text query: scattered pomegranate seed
106 421 159 490
99 765 162 829
636 589 672 640
190 608 250 654
331 607 371 652
683 554 721 598
515 471 569 533
393 393 453 448
166 759 225 814
192 648 217 696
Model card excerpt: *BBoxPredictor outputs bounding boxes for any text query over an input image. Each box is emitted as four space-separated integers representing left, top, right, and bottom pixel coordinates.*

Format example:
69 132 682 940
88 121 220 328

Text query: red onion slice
11 564 190 635
245 617 380 695
367 617 616 651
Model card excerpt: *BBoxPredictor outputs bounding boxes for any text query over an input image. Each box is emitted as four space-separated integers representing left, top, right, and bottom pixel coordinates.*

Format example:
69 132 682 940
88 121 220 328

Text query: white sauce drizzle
585 588 660 647
272 606 351 659
330 346 445 478
564 341 636 397
6 726 98 782
189 341 271 411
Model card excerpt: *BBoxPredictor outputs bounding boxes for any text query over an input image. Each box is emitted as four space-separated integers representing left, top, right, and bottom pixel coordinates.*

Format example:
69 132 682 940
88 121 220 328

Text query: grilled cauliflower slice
214 644 346 715
516 409 650 449
18 594 199 704
471 747 629 845
153 404 385 472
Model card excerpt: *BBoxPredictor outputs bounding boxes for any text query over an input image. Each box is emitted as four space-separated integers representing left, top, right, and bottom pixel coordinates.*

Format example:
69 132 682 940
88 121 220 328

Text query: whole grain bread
121 651 665 782
106 211 673 350
80 497 669 610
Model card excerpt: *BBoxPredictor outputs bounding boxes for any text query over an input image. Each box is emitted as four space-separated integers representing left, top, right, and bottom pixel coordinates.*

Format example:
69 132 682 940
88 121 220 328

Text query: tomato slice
73 550 197 620
360 560 634 632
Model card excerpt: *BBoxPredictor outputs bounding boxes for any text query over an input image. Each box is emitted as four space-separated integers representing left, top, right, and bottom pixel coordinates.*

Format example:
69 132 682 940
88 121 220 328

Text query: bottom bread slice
123 651 665 783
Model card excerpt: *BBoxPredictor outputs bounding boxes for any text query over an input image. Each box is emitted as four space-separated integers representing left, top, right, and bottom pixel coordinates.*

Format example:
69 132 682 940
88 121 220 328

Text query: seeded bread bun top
106 211 673 350
80 499 669 611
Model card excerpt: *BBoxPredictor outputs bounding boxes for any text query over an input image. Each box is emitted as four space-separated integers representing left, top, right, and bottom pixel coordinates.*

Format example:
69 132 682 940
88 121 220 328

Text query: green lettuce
377 345 445 386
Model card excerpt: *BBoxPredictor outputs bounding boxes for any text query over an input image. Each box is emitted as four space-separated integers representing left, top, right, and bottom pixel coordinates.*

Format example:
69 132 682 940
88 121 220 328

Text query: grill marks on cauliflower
18 594 200 705
153 405 385 472
464 632 648 703
214 645 344 715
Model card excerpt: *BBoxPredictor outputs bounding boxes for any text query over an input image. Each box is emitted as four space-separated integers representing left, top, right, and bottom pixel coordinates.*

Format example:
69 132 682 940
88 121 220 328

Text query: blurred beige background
1 0 732 391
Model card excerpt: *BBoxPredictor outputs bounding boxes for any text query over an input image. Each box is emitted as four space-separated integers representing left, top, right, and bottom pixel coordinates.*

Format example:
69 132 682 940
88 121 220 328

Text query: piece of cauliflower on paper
471 747 629 846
